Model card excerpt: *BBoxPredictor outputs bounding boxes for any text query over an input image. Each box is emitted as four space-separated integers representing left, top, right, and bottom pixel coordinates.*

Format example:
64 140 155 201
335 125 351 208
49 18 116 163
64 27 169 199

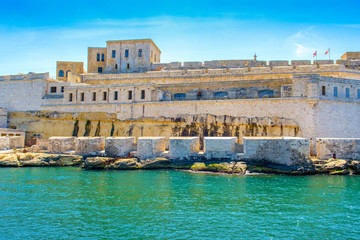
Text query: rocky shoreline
1 152 359 175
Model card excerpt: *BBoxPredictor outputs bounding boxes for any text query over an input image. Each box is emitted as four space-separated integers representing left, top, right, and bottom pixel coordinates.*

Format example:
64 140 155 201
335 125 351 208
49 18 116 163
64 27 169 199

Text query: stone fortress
1 39 360 163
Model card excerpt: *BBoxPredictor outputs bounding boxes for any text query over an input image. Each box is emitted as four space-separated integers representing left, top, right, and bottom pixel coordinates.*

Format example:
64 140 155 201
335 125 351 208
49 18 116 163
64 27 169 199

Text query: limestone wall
0 108 7 128
243 137 310 166
316 138 360 160
0 79 47 111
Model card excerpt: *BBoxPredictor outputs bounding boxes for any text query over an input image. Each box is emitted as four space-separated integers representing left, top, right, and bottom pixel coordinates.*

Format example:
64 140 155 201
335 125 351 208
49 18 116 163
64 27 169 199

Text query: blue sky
0 0 359 76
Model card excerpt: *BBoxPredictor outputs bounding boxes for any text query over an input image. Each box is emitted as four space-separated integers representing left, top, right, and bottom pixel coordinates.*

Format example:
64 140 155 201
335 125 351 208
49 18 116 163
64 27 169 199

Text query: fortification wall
0 79 47 111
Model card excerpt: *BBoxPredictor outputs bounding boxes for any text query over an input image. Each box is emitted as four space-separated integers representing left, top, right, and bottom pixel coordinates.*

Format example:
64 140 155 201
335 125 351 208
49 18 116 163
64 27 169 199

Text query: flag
313 51 317 57
325 48 330 55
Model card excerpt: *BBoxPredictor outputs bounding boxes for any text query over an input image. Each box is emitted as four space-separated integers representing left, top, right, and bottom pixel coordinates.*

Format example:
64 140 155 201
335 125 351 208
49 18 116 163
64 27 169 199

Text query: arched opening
174 93 186 100
66 70 71 77
58 70 64 77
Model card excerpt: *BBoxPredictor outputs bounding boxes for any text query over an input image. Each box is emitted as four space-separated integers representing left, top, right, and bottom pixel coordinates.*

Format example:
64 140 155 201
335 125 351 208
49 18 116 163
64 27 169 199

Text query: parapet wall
0 108 7 128
0 72 50 81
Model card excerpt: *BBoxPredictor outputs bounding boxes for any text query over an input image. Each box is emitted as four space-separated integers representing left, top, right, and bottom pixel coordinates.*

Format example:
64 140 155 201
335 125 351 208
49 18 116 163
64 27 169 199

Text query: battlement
151 59 346 71
0 72 50 81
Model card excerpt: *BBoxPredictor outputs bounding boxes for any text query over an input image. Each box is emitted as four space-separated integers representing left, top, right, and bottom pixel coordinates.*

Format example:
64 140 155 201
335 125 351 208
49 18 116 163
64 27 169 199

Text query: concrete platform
204 137 237 159
75 137 105 155
48 137 76 153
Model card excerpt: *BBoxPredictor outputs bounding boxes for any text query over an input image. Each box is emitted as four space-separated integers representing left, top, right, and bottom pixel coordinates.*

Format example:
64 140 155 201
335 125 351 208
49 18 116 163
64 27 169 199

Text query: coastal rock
26 145 47 153
83 157 115 169
106 158 140 170
323 159 349 171
49 155 84 166
141 158 171 169
0 154 20 167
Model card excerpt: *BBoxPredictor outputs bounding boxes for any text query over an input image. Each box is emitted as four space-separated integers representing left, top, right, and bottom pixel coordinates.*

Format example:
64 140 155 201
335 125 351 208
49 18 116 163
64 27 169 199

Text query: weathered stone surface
75 137 105 155
169 137 199 159
204 137 237 159
323 159 349 171
316 138 360 160
49 137 76 153
141 158 171 169
0 154 19 167
26 145 47 153
83 157 115 169
243 137 311 166
105 137 135 157
137 137 165 159
106 158 140 170
0 136 25 150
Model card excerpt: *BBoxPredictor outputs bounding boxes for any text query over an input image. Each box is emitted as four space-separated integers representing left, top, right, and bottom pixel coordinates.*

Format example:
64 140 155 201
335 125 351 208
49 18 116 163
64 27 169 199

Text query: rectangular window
358 89 360 99
321 86 326 96
112 50 116 58
115 64 118 69
346 88 350 98
50 87 57 93
141 90 145 99
114 91 118 100
127 63 130 69
98 67 103 73
103 91 107 101
97 53 100 62
125 49 129 58
69 93 73 102
61 86 64 93
138 49 142 57
128 90 132 100
334 87 338 97
81 92 84 102
92 92 96 101
101 53 105 62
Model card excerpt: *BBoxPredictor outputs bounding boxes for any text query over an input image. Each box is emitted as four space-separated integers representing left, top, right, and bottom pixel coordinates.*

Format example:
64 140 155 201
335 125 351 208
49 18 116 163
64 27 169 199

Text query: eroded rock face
106 158 140 170
0 153 84 167
83 157 115 169
0 154 19 167
323 159 349 171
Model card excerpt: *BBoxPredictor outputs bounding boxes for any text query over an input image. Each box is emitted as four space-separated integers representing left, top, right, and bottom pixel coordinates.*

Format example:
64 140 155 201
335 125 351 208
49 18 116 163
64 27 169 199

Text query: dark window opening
174 93 186 100
98 67 103 73
127 63 130 69
138 49 143 57
103 91 107 101
334 87 338 97
258 90 274 98
92 92 96 101
214 92 229 99
59 70 64 77
97 53 100 61
81 92 84 102
115 64 118 69
101 53 105 62
125 49 129 58
69 93 73 102
61 86 64 92
141 90 145 99
321 86 326 96
346 88 350 98
358 89 360 99
50 87 57 93
114 91 118 100
128 90 132 100
112 50 116 58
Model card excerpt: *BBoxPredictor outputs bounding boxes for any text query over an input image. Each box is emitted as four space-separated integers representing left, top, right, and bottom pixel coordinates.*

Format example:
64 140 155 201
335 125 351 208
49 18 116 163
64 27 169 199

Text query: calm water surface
0 168 359 239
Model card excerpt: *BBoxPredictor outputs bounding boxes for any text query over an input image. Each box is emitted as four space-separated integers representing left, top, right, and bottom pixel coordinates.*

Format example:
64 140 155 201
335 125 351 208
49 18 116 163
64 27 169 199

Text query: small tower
254 53 257 61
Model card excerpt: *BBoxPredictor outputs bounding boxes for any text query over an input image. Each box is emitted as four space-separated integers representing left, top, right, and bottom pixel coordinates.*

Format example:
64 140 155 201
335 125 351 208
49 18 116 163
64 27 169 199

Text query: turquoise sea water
0 168 359 239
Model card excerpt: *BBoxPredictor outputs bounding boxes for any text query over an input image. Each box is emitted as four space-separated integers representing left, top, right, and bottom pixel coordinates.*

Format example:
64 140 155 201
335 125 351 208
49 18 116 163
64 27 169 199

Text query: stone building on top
1 38 360 152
